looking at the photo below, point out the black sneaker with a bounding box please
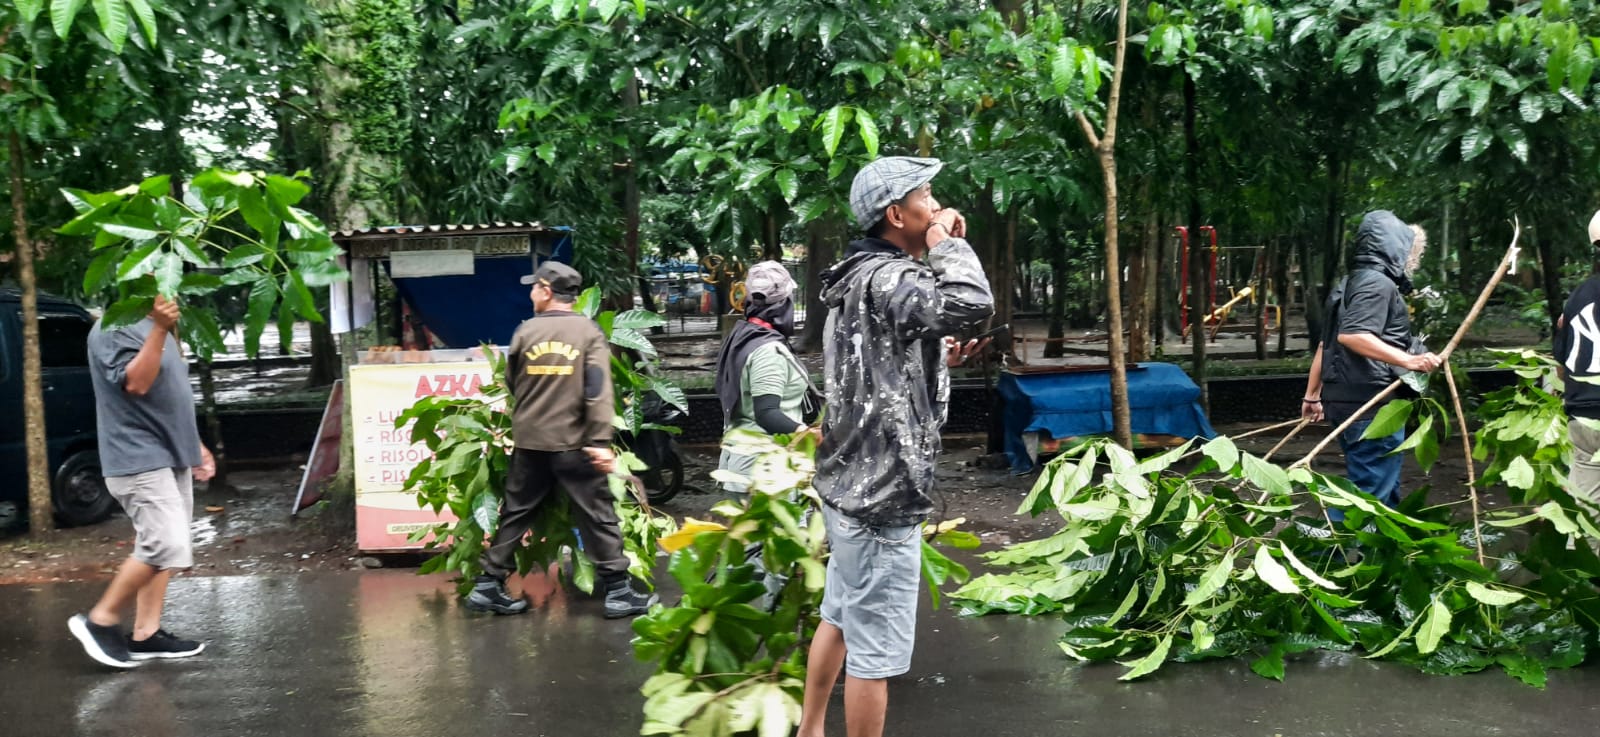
[68,614,138,669]
[129,629,205,660]
[464,575,530,615]
[603,579,659,619]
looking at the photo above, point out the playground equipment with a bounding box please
[1176,226,1283,344]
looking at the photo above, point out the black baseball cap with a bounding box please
[519,261,583,296]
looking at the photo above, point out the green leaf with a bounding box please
[504,145,531,174]
[16,0,45,22]
[1182,550,1235,606]
[1466,79,1492,116]
[92,0,129,51]
[1201,436,1239,471]
[1363,400,1413,439]
[818,106,850,158]
[1250,646,1286,681]
[178,272,223,296]
[101,296,153,329]
[1278,543,1340,589]
[82,248,120,294]
[1077,46,1102,99]
[1437,76,1467,110]
[1518,93,1546,123]
[609,327,657,357]
[1116,632,1173,681]
[1499,125,1529,164]
[223,243,272,268]
[737,162,775,191]
[124,0,155,44]
[243,276,278,357]
[100,222,161,242]
[238,186,277,241]
[856,111,880,159]
[1502,456,1536,489]
[52,0,87,38]
[612,309,667,330]
[1498,653,1548,688]
[1415,595,1452,655]
[154,251,182,297]
[1253,544,1300,594]
[263,174,310,208]
[1461,127,1493,161]
[115,241,162,282]
[138,175,170,198]
[773,168,799,204]
[1464,581,1526,607]
[596,0,619,20]
[1051,44,1075,95]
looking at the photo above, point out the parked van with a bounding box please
[0,287,115,529]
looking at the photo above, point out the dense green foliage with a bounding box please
[56,169,344,359]
[951,351,1600,686]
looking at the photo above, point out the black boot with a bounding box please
[602,576,659,619]
[464,575,530,615]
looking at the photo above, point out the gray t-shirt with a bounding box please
[87,317,201,477]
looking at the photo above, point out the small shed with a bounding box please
[329,222,573,349]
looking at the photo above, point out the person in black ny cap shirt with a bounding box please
[1555,209,1600,538]
[463,261,658,618]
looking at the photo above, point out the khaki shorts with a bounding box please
[106,468,194,570]
[819,505,922,679]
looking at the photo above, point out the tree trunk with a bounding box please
[1312,150,1346,347]
[1182,70,1208,413]
[1275,236,1291,357]
[614,65,643,313]
[1256,240,1273,360]
[10,132,52,536]
[1045,221,1067,359]
[306,307,341,386]
[1534,226,1562,335]
[1075,0,1133,449]
[314,0,418,498]
[797,218,840,354]
[997,205,1019,343]
[197,359,229,489]
[1127,175,1151,362]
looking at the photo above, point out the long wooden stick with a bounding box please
[1290,220,1522,471]
[1443,365,1486,565]
[1233,417,1303,441]
[1264,418,1311,462]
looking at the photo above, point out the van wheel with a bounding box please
[53,451,117,527]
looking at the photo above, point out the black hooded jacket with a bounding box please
[1319,211,1423,413]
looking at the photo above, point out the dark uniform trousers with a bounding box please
[479,448,629,582]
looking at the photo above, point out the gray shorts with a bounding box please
[106,468,194,570]
[819,505,922,679]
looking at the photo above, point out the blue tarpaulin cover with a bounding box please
[997,362,1216,473]
[387,233,573,348]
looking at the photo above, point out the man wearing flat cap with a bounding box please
[464,261,658,619]
[797,157,995,737]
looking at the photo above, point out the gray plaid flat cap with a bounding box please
[849,156,944,230]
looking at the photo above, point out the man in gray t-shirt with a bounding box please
[68,295,215,669]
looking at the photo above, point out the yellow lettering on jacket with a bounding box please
[525,341,580,376]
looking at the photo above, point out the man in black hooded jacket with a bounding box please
[1302,211,1441,521]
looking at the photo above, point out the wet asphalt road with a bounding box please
[3,569,1597,737]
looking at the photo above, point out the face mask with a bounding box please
[749,296,796,337]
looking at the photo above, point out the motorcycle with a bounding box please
[618,393,686,505]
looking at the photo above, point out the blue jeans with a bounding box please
[1329,418,1405,524]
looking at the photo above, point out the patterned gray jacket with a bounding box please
[814,236,994,527]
